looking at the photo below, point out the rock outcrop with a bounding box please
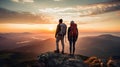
[38,52,88,67]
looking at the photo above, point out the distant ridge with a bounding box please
[97,34,120,39]
[12,38,55,54]
[77,34,120,57]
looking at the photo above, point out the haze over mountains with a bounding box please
[13,38,55,54]
[76,34,120,57]
[0,33,120,57]
[0,33,55,51]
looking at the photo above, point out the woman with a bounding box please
[68,21,78,55]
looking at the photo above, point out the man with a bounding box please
[68,21,78,55]
[55,19,67,54]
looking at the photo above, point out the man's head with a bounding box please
[59,19,63,23]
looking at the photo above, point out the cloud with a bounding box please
[53,0,67,1]
[39,7,75,13]
[38,7,102,23]
[0,8,54,24]
[53,0,61,1]
[77,1,120,16]
[38,1,120,17]
[11,0,34,3]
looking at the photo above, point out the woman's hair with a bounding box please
[70,21,74,26]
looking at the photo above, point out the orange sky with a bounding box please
[0,23,120,33]
[0,0,120,33]
[0,24,56,33]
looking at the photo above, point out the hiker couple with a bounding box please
[55,19,78,55]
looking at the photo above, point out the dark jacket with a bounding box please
[68,27,78,42]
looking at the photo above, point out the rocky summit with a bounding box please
[38,52,88,67]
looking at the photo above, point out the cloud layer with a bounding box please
[39,1,120,16]
[0,8,54,24]
[0,1,120,24]
[11,0,34,3]
[78,1,120,16]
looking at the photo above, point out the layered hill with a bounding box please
[76,34,120,57]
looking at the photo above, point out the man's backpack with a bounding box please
[70,23,78,37]
[59,23,67,36]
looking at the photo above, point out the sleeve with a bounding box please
[55,25,59,37]
[64,24,67,35]
[76,28,79,40]
[67,27,70,41]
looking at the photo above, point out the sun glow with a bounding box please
[49,27,54,31]
[0,24,57,33]
[0,22,120,33]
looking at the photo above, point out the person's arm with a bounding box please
[76,28,78,40]
[55,25,58,38]
[65,24,67,36]
[67,27,70,41]
[55,24,61,38]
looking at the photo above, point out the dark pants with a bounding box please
[69,37,76,55]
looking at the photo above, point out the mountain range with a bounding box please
[0,33,120,57]
[76,34,120,57]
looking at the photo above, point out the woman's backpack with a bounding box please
[70,23,77,37]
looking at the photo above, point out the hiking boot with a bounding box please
[54,50,60,53]
[69,54,74,57]
[69,54,72,56]
[72,54,75,57]
[61,51,64,54]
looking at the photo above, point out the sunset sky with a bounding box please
[0,0,120,33]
